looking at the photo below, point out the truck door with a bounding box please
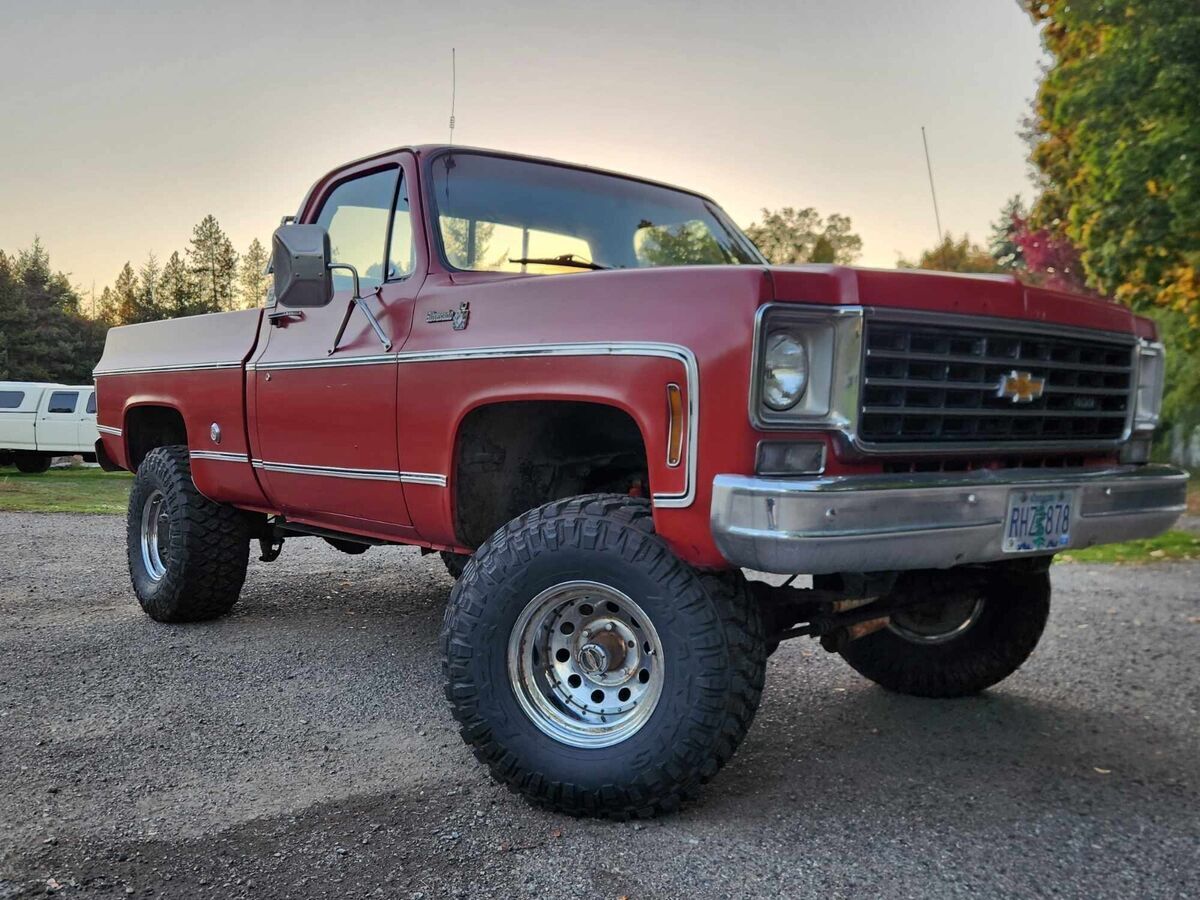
[37,389,81,452]
[249,153,424,537]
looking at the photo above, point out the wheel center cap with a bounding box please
[577,628,628,675]
[578,643,609,675]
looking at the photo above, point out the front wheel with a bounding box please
[127,445,250,623]
[838,566,1051,698]
[441,494,766,818]
[14,452,51,474]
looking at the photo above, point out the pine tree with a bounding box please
[136,253,164,322]
[111,262,141,325]
[158,250,196,318]
[238,238,270,309]
[0,239,106,382]
[187,215,239,313]
[989,195,1028,273]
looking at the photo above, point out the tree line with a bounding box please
[0,215,267,383]
[95,215,268,325]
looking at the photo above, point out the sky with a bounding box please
[0,0,1045,299]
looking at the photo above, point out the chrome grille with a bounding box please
[860,317,1135,447]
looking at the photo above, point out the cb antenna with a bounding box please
[921,125,944,244]
[448,48,457,144]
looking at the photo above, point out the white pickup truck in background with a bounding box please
[0,382,100,473]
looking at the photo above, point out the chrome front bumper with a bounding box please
[710,465,1188,575]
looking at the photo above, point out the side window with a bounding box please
[388,171,415,280]
[47,391,78,414]
[315,168,398,293]
[85,392,97,415]
[0,391,24,409]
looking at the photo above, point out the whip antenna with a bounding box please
[449,48,457,144]
[921,125,944,244]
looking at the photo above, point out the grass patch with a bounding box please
[1058,530,1200,565]
[0,466,132,514]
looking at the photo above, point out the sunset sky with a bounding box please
[0,1,1044,297]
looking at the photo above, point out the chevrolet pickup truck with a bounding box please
[93,145,1187,818]
[0,381,99,472]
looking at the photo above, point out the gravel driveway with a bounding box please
[1,512,1197,899]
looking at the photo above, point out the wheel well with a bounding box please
[452,401,648,548]
[125,406,187,470]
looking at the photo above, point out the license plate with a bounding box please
[1002,490,1075,553]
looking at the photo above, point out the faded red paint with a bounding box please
[93,145,1154,570]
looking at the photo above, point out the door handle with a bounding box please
[268,309,305,326]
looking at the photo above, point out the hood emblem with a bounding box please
[996,370,1045,403]
[426,302,470,331]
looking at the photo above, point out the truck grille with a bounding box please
[859,317,1135,447]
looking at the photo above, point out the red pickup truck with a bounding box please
[94,145,1186,818]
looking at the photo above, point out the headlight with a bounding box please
[1133,340,1165,431]
[750,306,863,429]
[762,332,809,410]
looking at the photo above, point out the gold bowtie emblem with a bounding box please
[996,370,1045,403]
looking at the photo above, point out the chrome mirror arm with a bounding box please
[327,264,392,355]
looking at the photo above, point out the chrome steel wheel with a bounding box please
[889,596,985,645]
[507,580,665,749]
[139,489,171,582]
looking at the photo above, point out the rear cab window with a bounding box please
[47,391,78,414]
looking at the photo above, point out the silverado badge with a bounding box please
[996,370,1045,403]
[426,302,470,331]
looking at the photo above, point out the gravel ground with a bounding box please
[1,512,1198,899]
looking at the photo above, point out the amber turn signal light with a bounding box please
[666,383,684,468]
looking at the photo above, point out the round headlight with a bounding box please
[763,332,809,411]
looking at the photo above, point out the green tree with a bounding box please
[135,253,165,322]
[0,239,105,382]
[989,195,1028,273]
[744,207,863,265]
[187,215,239,313]
[238,238,270,309]
[1023,0,1200,324]
[110,262,141,325]
[898,234,1004,274]
[157,250,196,318]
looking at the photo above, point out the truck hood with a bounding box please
[764,264,1150,338]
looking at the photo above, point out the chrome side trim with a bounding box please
[400,471,450,487]
[189,450,250,463]
[249,458,447,487]
[250,342,698,507]
[96,424,123,437]
[93,361,244,377]
[710,464,1188,575]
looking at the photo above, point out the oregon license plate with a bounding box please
[1002,490,1076,553]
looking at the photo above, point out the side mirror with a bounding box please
[271,224,333,308]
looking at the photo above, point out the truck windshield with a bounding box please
[429,152,762,275]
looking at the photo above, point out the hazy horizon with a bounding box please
[0,1,1044,296]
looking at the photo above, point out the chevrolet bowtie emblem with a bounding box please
[996,370,1045,403]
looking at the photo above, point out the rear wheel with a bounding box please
[441,494,766,818]
[14,452,51,474]
[838,566,1051,698]
[127,445,249,623]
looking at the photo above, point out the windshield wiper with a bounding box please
[507,253,610,271]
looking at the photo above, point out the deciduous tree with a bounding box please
[898,234,1003,274]
[744,207,863,265]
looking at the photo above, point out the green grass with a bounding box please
[1057,530,1200,565]
[0,466,132,514]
